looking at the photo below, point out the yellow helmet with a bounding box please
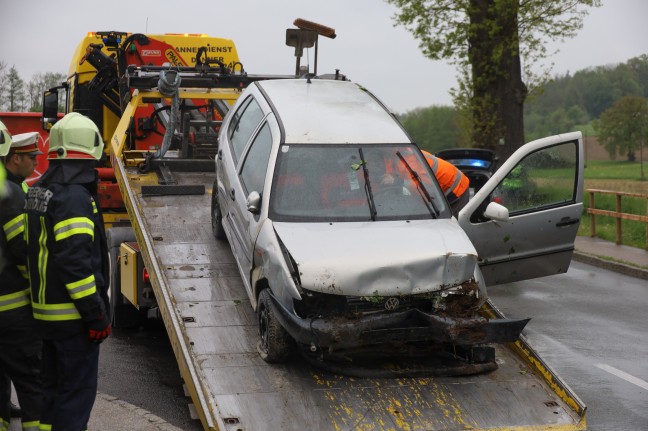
[48,113,104,160]
[0,120,12,158]
[0,163,6,198]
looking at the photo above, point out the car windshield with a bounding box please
[269,144,449,222]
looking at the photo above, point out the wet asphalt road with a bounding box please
[489,261,648,431]
[98,260,647,431]
[98,320,203,431]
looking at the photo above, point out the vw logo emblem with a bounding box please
[384,297,400,311]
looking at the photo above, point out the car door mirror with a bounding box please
[484,201,509,222]
[247,191,261,214]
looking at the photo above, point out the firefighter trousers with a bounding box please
[39,334,100,431]
[0,341,42,431]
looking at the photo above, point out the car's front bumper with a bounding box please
[267,292,529,350]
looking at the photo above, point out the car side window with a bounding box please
[492,141,578,214]
[228,97,264,163]
[240,122,272,194]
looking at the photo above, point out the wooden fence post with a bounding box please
[586,189,648,248]
[589,191,596,237]
[615,194,622,245]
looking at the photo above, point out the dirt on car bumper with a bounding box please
[268,292,529,349]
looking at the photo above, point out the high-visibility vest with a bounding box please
[422,150,469,197]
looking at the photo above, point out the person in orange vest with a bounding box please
[421,150,470,216]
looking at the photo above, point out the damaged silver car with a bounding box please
[212,78,583,368]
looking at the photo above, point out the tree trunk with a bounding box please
[627,150,636,162]
[468,0,527,162]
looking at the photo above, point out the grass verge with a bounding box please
[579,160,647,249]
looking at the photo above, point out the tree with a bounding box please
[4,66,27,111]
[0,65,66,112]
[626,54,648,98]
[398,105,462,152]
[524,55,648,141]
[387,0,601,161]
[595,95,648,177]
[0,61,8,109]
[583,72,618,117]
[27,72,67,112]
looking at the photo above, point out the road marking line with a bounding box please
[595,363,648,391]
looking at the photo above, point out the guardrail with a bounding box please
[586,189,648,250]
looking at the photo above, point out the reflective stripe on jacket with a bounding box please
[3,212,25,241]
[0,171,31,309]
[422,151,469,198]
[20,420,40,431]
[25,179,107,340]
[0,288,30,312]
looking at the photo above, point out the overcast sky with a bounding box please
[2,0,647,113]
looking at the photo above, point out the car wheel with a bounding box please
[211,181,226,240]
[257,289,291,363]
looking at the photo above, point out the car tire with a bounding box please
[257,289,291,363]
[211,181,226,240]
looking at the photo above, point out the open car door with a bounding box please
[458,132,584,286]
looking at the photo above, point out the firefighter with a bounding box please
[24,113,110,431]
[0,122,42,431]
[421,150,470,216]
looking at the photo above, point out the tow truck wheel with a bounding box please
[211,181,226,240]
[257,289,291,363]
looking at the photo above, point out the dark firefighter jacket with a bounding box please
[24,160,109,340]
[0,168,39,345]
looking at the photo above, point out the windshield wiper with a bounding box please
[358,148,377,221]
[396,151,438,218]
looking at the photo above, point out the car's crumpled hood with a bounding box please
[272,220,478,297]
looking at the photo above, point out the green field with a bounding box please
[579,160,647,249]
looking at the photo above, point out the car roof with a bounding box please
[255,79,411,145]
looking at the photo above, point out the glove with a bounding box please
[88,314,111,343]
